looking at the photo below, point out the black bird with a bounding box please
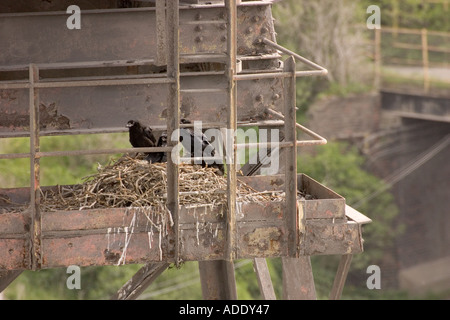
[154,131,168,163]
[126,120,159,162]
[179,118,224,174]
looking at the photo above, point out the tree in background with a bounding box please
[361,0,450,32]
[273,0,371,99]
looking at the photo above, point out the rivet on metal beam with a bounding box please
[254,38,264,45]
[195,36,204,43]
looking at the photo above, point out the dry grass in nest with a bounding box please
[40,155,285,213]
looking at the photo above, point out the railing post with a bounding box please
[374,28,381,90]
[283,56,298,257]
[421,28,430,93]
[225,0,238,264]
[29,64,41,270]
[166,0,180,265]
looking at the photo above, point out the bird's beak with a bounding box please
[126,123,133,128]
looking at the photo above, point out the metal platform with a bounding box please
[0,173,369,270]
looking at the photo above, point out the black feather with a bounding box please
[179,118,224,174]
[126,120,158,162]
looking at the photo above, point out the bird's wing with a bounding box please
[157,133,168,147]
[143,126,156,144]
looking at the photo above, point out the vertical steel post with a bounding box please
[198,0,238,300]
[282,256,317,300]
[281,56,318,300]
[374,28,381,90]
[224,0,238,299]
[156,0,167,66]
[329,254,353,300]
[111,262,170,300]
[198,260,237,300]
[421,28,430,93]
[166,0,180,265]
[225,0,237,265]
[283,56,298,257]
[29,64,41,270]
[253,258,277,300]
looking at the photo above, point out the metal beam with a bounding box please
[198,260,237,300]
[0,270,22,293]
[0,5,276,67]
[253,258,276,300]
[111,262,170,300]
[283,56,298,257]
[329,254,353,300]
[197,0,239,301]
[166,0,181,266]
[282,256,316,300]
[225,0,238,263]
[29,64,41,270]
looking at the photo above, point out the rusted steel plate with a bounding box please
[298,174,346,219]
[303,221,363,256]
[238,175,286,192]
[282,256,317,300]
[0,212,364,269]
[237,202,284,222]
[0,3,281,136]
[0,88,29,133]
[239,174,346,219]
[0,173,366,269]
[0,1,116,14]
[237,223,287,258]
[0,75,284,136]
[42,232,174,268]
[0,212,29,235]
[179,222,225,262]
[42,207,169,232]
[178,205,226,224]
[0,5,275,67]
[0,239,29,270]
[0,10,156,67]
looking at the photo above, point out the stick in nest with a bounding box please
[40,156,286,213]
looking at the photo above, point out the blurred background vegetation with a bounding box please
[1,0,449,299]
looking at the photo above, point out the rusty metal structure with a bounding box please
[0,0,371,299]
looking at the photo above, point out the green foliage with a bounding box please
[273,0,374,118]
[0,133,129,188]
[5,265,144,300]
